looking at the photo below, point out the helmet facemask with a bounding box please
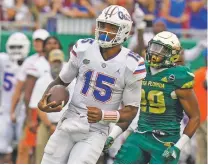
[147,40,180,69]
[95,21,123,48]
[7,44,26,65]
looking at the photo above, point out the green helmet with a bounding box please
[146,31,181,68]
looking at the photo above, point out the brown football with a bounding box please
[47,85,70,107]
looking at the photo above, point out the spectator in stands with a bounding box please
[30,0,51,29]
[89,0,108,16]
[59,0,96,18]
[154,0,163,17]
[187,0,207,29]
[106,0,133,13]
[160,0,188,29]
[134,0,155,27]
[128,5,167,57]
[2,0,31,23]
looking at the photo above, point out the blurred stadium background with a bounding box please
[0,0,207,164]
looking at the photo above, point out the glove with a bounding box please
[132,4,146,30]
[198,40,207,49]
[162,145,180,162]
[103,136,114,153]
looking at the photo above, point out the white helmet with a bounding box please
[32,29,50,41]
[95,5,132,48]
[6,32,30,62]
[147,31,181,68]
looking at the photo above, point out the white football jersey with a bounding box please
[0,53,24,114]
[17,53,40,82]
[25,55,50,78]
[59,39,146,119]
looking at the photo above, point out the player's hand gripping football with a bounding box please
[103,136,114,153]
[38,93,63,113]
[87,106,102,123]
[162,145,180,162]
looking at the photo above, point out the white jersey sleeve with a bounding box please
[29,77,44,108]
[26,56,50,78]
[122,53,146,107]
[17,54,39,81]
[59,39,92,83]
[29,74,52,108]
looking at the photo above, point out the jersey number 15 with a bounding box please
[81,70,116,102]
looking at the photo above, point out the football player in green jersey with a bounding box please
[103,31,200,164]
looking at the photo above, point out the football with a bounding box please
[47,85,70,107]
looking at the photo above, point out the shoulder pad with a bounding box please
[71,38,94,57]
[126,51,145,72]
[173,66,195,89]
[0,52,9,61]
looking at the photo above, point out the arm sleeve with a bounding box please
[25,63,40,78]
[122,80,142,107]
[59,45,80,83]
[29,79,44,108]
[16,60,29,81]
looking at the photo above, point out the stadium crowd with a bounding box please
[0,0,207,164]
[0,0,207,31]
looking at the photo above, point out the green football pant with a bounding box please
[114,132,180,164]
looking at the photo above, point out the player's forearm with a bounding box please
[183,115,200,138]
[24,75,37,110]
[10,81,24,113]
[118,106,138,123]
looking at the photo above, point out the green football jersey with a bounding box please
[137,63,194,136]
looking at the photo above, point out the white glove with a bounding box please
[198,40,207,50]
[132,4,146,30]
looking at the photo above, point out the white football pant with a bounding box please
[41,111,107,164]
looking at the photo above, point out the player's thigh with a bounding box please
[114,133,149,164]
[149,135,180,164]
[0,115,13,153]
[41,129,74,164]
[68,131,107,164]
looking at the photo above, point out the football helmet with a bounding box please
[146,31,181,68]
[95,5,132,48]
[6,32,30,63]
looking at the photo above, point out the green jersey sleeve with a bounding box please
[174,66,195,89]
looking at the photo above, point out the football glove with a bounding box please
[162,145,180,162]
[103,136,114,153]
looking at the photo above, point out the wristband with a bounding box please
[101,110,120,123]
[174,134,190,150]
[109,125,123,139]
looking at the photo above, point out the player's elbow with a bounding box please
[190,113,200,129]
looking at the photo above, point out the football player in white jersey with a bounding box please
[8,29,49,164]
[0,32,30,163]
[38,5,146,164]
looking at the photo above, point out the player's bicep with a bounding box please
[122,80,142,107]
[29,82,42,108]
[176,88,200,118]
[59,52,79,83]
